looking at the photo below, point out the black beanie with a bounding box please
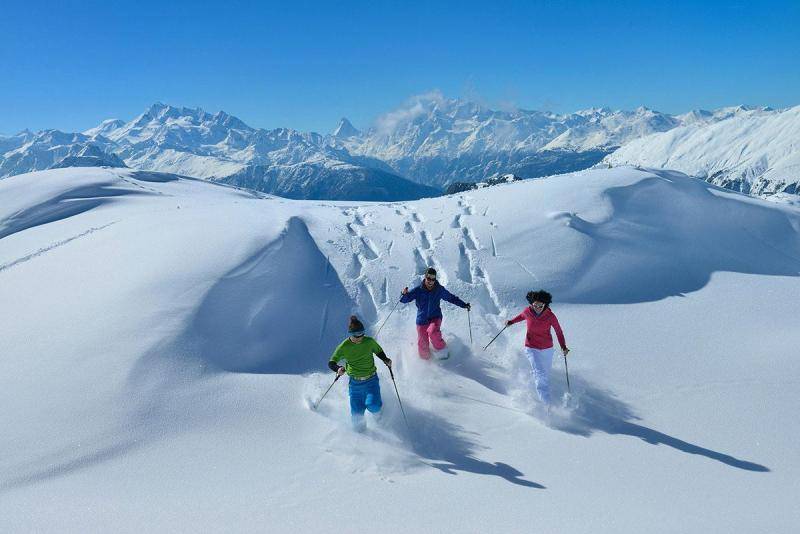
[348,315,365,333]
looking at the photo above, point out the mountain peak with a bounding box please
[211,110,251,130]
[332,117,360,138]
[146,102,169,116]
[143,102,206,122]
[575,106,613,117]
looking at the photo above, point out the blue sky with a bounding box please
[1,0,798,135]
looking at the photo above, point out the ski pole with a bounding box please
[467,307,473,345]
[483,325,508,351]
[375,298,401,339]
[563,351,571,392]
[312,374,341,410]
[388,366,410,431]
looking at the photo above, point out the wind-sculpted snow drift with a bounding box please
[1,166,798,532]
[169,216,355,374]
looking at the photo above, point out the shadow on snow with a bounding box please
[548,375,770,473]
[551,172,800,304]
[381,401,545,489]
[138,216,360,375]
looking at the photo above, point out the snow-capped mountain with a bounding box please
[1,97,795,201]
[335,94,710,187]
[49,144,127,170]
[0,129,118,178]
[0,103,436,201]
[0,130,35,155]
[604,105,800,197]
[95,103,437,200]
[674,105,773,126]
[332,117,361,139]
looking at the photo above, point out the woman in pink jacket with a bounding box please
[506,290,569,405]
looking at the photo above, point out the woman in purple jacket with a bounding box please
[401,267,470,359]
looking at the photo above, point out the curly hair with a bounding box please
[526,290,553,306]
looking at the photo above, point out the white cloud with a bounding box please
[374,90,445,136]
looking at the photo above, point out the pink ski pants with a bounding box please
[416,317,446,359]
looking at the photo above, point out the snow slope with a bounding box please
[605,106,800,198]
[1,167,799,533]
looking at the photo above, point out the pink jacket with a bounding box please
[509,307,567,350]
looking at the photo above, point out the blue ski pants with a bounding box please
[348,374,382,430]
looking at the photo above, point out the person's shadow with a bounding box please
[385,404,545,489]
[548,376,769,472]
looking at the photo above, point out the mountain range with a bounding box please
[1,94,796,201]
[604,105,800,196]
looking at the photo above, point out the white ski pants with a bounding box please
[525,347,554,405]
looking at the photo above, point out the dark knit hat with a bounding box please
[348,315,365,335]
[425,267,437,277]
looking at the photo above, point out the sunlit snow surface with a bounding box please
[1,167,799,533]
[605,106,800,198]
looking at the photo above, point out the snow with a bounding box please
[334,96,775,189]
[605,106,800,198]
[1,166,799,532]
[5,98,796,203]
[1,106,429,202]
[332,117,361,138]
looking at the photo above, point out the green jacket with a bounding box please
[330,336,384,378]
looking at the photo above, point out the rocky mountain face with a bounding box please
[444,173,523,194]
